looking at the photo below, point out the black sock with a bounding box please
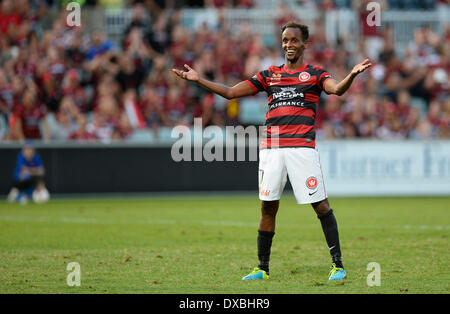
[13,178,36,191]
[318,209,344,269]
[13,175,43,192]
[257,230,275,274]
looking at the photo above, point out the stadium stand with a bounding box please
[0,0,448,143]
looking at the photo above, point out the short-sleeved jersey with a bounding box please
[245,63,331,149]
[13,104,46,139]
[13,152,43,181]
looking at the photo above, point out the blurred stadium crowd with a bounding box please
[0,0,448,142]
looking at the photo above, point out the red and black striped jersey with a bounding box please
[245,63,332,149]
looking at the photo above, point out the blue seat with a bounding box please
[131,129,155,142]
[239,97,267,125]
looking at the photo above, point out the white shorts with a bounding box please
[258,147,327,204]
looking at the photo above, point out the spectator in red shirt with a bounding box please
[112,112,134,140]
[204,0,232,8]
[13,46,36,82]
[0,0,21,37]
[353,0,388,61]
[274,3,296,31]
[139,85,165,133]
[62,69,91,113]
[396,90,412,123]
[12,88,49,141]
[321,95,346,137]
[163,86,187,126]
[115,53,145,92]
[69,114,98,141]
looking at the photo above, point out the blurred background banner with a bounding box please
[316,140,450,196]
[1,140,448,196]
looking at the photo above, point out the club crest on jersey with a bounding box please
[306,176,318,189]
[299,72,311,82]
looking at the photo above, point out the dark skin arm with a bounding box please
[173,59,372,98]
[324,59,372,96]
[172,64,255,100]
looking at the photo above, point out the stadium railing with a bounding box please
[325,9,449,53]
[94,7,450,50]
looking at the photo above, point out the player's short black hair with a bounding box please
[281,21,309,42]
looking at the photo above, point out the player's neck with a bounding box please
[285,56,305,71]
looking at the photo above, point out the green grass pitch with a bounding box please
[0,195,448,294]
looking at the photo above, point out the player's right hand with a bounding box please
[171,64,199,82]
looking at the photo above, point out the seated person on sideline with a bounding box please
[7,142,49,204]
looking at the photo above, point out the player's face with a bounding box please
[23,147,34,160]
[281,28,307,63]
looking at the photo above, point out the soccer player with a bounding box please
[7,142,49,204]
[172,21,371,281]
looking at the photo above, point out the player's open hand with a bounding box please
[172,64,199,82]
[351,59,372,76]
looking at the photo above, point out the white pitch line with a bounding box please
[0,215,99,224]
[0,215,449,230]
[201,220,256,227]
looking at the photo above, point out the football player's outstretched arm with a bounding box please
[324,59,372,96]
[172,64,255,100]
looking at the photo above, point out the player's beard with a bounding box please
[285,46,305,64]
[287,54,300,64]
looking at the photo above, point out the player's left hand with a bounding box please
[351,59,372,76]
[171,64,199,82]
